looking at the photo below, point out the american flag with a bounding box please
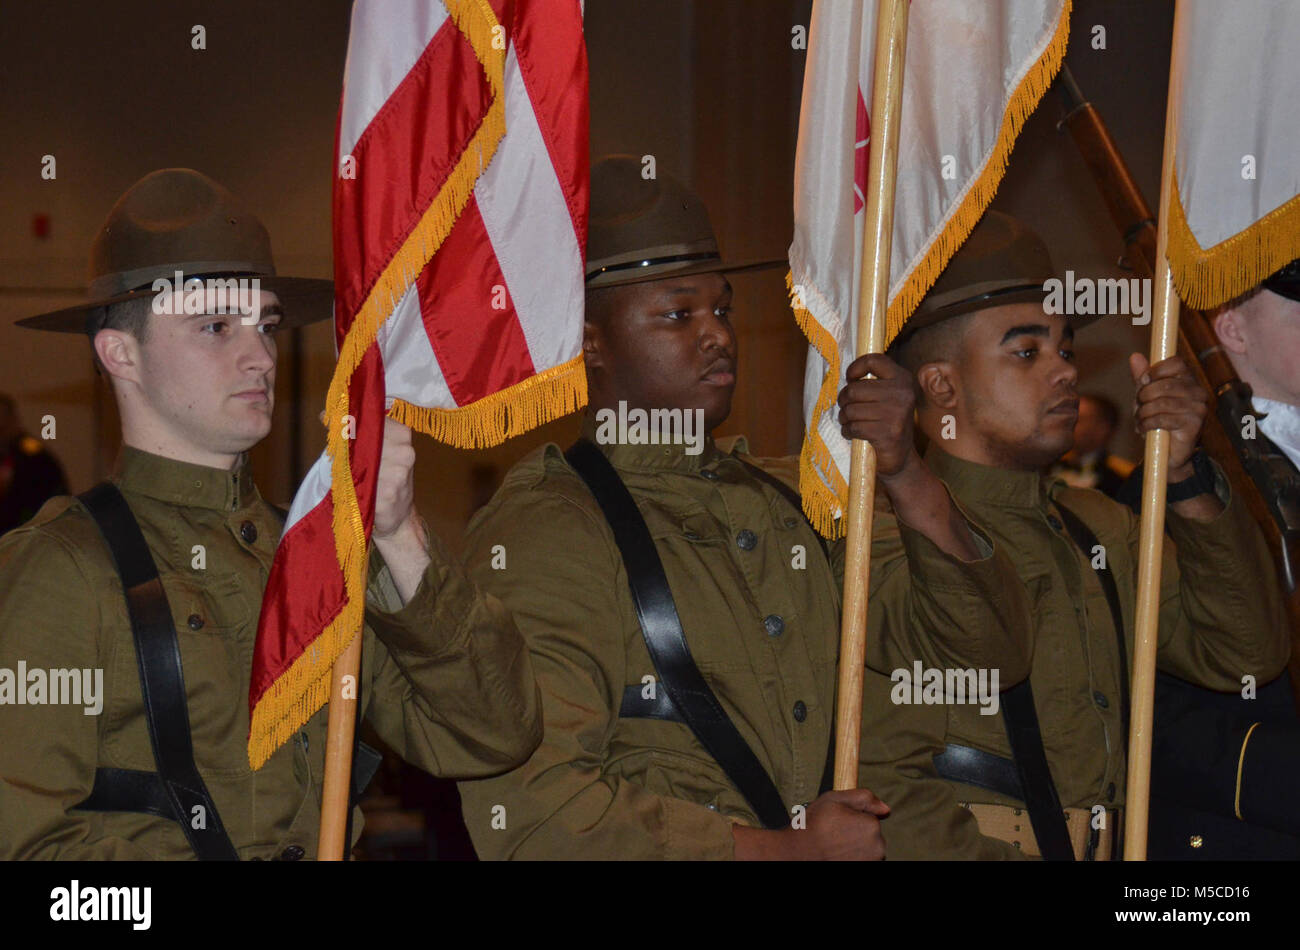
[248,0,588,767]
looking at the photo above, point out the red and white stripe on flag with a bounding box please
[248,0,588,768]
[788,0,1070,538]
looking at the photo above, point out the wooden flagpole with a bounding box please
[318,635,362,859]
[1123,0,1187,860]
[834,0,910,790]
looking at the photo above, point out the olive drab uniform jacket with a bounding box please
[855,446,1291,859]
[0,447,541,860]
[455,418,1033,859]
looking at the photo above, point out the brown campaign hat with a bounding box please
[894,210,1060,346]
[18,168,333,334]
[584,155,783,289]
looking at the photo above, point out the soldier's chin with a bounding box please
[699,389,733,433]
[1027,430,1076,468]
[230,416,273,452]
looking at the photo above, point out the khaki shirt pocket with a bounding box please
[103,572,251,776]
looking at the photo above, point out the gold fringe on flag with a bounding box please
[791,0,1072,539]
[389,354,587,448]
[788,271,851,539]
[1167,174,1300,311]
[249,0,510,769]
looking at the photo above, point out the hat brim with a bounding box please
[17,275,334,334]
[585,255,786,289]
[891,282,1104,348]
[1263,278,1300,303]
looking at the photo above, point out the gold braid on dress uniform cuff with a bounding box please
[1233,721,1261,821]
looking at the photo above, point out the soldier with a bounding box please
[1133,257,1300,860]
[454,156,1032,860]
[0,393,69,535]
[1213,258,1300,470]
[857,211,1290,859]
[0,169,540,859]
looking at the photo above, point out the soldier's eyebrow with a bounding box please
[187,303,284,320]
[999,324,1050,344]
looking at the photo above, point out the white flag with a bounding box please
[1168,0,1300,309]
[789,0,1071,537]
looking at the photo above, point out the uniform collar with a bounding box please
[1255,398,1300,472]
[113,444,259,512]
[925,443,1058,510]
[579,412,741,474]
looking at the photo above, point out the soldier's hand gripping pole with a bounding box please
[834,0,909,790]
[1123,0,1189,861]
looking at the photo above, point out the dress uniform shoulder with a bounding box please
[0,494,114,579]
[477,442,607,522]
[465,442,618,564]
[10,494,83,533]
[495,442,573,490]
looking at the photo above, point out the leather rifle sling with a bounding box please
[994,500,1131,862]
[1000,680,1074,860]
[566,440,791,830]
[76,482,240,860]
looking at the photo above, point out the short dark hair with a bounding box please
[88,295,153,373]
[887,312,976,407]
[584,283,630,327]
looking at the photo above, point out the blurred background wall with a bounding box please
[0,0,1171,550]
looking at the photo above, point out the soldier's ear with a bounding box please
[93,329,143,384]
[916,360,957,410]
[1213,307,1248,356]
[582,319,605,371]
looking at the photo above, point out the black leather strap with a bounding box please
[80,767,176,820]
[1054,502,1131,734]
[1001,680,1075,861]
[620,683,684,721]
[932,743,1025,800]
[75,482,239,861]
[566,439,790,830]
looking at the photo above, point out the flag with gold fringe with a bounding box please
[1166,0,1300,310]
[248,0,588,768]
[789,0,1070,538]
